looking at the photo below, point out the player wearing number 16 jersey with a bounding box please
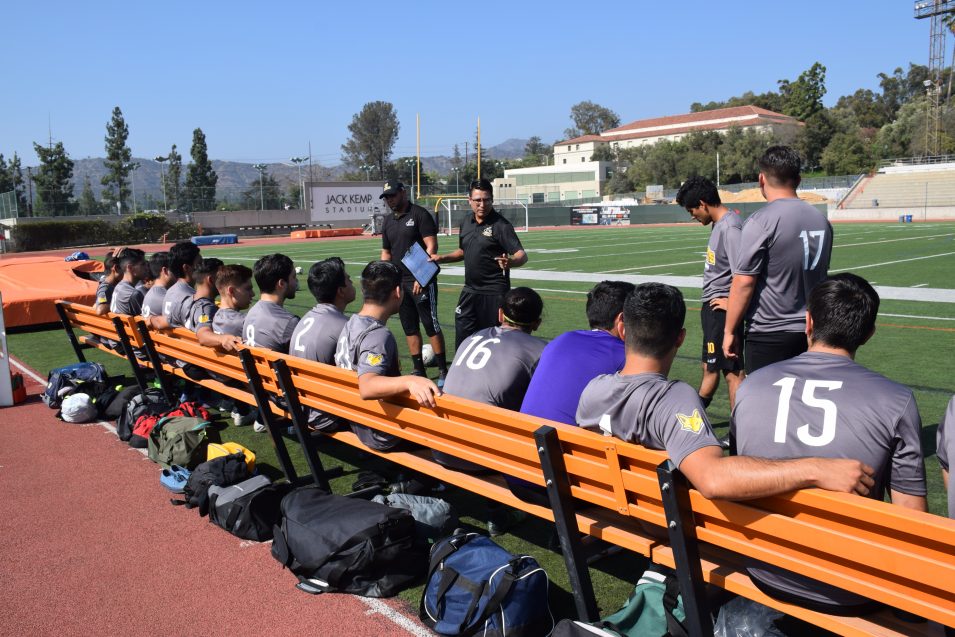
[724,146,833,374]
[732,274,926,612]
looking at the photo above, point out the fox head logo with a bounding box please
[677,409,704,434]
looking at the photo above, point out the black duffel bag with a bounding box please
[271,485,426,597]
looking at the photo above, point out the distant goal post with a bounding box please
[436,198,529,236]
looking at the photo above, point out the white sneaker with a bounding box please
[231,410,257,427]
[253,421,268,433]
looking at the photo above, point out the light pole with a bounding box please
[452,167,460,195]
[361,164,373,181]
[155,156,168,212]
[252,163,268,211]
[290,156,307,209]
[124,161,140,213]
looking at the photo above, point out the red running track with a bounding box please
[0,361,429,636]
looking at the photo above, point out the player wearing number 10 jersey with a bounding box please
[732,274,926,612]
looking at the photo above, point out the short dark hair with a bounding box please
[807,273,879,353]
[104,250,121,273]
[308,257,348,304]
[360,260,401,305]
[215,264,253,293]
[194,257,223,286]
[675,176,721,209]
[469,178,493,198]
[623,283,686,358]
[169,241,201,277]
[253,253,295,294]
[118,248,145,272]
[586,281,636,330]
[758,145,802,189]
[501,287,543,326]
[148,251,172,279]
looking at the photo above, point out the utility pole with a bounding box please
[252,163,268,210]
[290,157,307,209]
[155,156,168,212]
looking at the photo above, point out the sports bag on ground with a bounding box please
[130,401,211,448]
[420,531,552,637]
[172,452,250,514]
[271,486,426,597]
[371,492,458,543]
[552,619,625,636]
[600,563,688,637]
[207,441,256,472]
[208,476,292,541]
[98,384,139,419]
[116,389,171,442]
[147,416,210,469]
[43,362,107,409]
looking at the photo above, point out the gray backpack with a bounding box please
[371,493,457,543]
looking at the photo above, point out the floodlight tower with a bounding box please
[914,0,955,156]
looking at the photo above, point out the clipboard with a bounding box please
[401,242,440,288]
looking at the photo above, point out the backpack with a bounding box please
[371,493,458,544]
[116,389,171,441]
[147,416,210,469]
[207,441,256,473]
[600,564,688,637]
[551,620,625,637]
[130,401,211,448]
[97,384,138,419]
[419,532,552,637]
[43,362,107,409]
[58,393,98,423]
[208,476,293,541]
[271,486,426,597]
[173,452,250,514]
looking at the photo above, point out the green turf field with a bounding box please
[8,220,955,616]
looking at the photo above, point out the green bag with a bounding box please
[147,416,210,469]
[602,563,688,637]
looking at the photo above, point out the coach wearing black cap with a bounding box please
[432,178,528,349]
[379,181,449,386]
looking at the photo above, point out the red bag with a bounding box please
[131,401,211,443]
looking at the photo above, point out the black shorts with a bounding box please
[397,281,441,338]
[744,330,808,374]
[701,304,743,373]
[454,289,503,349]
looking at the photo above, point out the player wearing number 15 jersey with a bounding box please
[724,146,833,374]
[732,274,925,612]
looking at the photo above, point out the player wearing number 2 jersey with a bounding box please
[724,146,833,374]
[732,273,926,612]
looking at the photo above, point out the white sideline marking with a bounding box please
[358,597,434,636]
[830,251,955,273]
[835,232,955,249]
[912,283,929,288]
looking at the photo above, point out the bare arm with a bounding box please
[723,274,756,359]
[94,303,109,316]
[357,372,442,408]
[432,248,464,264]
[196,326,243,352]
[423,235,438,256]
[145,314,171,330]
[381,248,392,261]
[889,489,928,512]
[509,249,527,268]
[679,446,874,500]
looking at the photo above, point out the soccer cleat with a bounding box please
[253,421,268,433]
[232,409,257,427]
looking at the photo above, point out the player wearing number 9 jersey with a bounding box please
[436,287,546,470]
[732,273,925,612]
[242,254,300,354]
[724,146,833,374]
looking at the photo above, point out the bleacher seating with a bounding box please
[843,164,955,209]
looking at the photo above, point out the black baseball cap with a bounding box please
[380,181,405,198]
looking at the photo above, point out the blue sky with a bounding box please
[3,1,935,167]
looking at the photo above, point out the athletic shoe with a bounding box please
[253,421,268,433]
[488,510,527,537]
[436,372,447,390]
[410,369,427,378]
[232,409,257,427]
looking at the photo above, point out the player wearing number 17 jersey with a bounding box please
[732,274,925,612]
[724,146,833,374]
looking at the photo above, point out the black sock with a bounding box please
[699,395,712,409]
[412,354,425,373]
[435,352,448,373]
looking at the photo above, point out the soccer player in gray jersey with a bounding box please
[335,261,440,451]
[732,273,926,612]
[576,283,874,505]
[141,252,176,319]
[243,253,300,354]
[290,257,356,432]
[212,264,254,338]
[437,287,546,471]
[676,176,744,410]
[109,248,147,316]
[724,146,833,374]
[188,258,240,351]
[146,241,201,330]
[94,249,124,316]
[937,396,955,519]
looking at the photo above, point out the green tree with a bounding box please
[0,154,12,194]
[101,106,132,210]
[184,128,218,212]
[522,136,552,167]
[10,153,27,212]
[165,144,183,210]
[341,101,400,178]
[820,132,875,175]
[794,110,836,170]
[565,101,620,138]
[590,144,616,162]
[32,141,75,216]
[242,172,282,210]
[835,89,886,129]
[779,62,827,121]
[78,175,103,215]
[691,90,785,114]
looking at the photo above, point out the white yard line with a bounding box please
[835,232,955,249]
[830,251,955,273]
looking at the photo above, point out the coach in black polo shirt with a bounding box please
[379,181,449,384]
[433,178,528,348]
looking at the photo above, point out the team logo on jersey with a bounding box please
[677,409,704,434]
[482,227,493,237]
[97,296,107,303]
[198,314,210,324]
[706,247,715,266]
[365,352,385,367]
[405,218,415,227]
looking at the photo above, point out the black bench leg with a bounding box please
[271,358,343,491]
[657,460,713,637]
[535,425,600,623]
[55,303,87,363]
[133,323,177,404]
[238,349,299,485]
